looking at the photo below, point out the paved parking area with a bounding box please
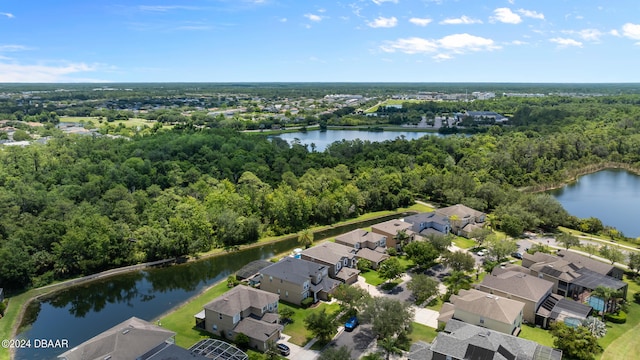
[331,324,376,359]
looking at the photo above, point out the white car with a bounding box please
[477,250,486,256]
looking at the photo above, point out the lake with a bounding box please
[549,169,640,238]
[273,129,442,151]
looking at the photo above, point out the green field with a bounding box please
[410,322,439,343]
[59,116,167,129]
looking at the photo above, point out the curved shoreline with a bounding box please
[5,210,413,359]
[523,162,640,193]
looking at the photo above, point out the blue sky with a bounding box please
[1,0,639,83]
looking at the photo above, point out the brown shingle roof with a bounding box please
[480,271,553,302]
[448,289,524,324]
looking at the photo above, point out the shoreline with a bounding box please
[522,162,640,193]
[4,210,412,359]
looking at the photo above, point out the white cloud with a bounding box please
[381,37,438,54]
[138,5,202,12]
[549,37,583,48]
[372,0,398,4]
[304,13,322,22]
[610,29,620,37]
[0,61,105,82]
[433,53,452,61]
[517,9,544,20]
[280,18,287,22]
[1,12,14,18]
[510,40,528,45]
[491,8,522,24]
[0,45,30,52]
[622,23,640,40]
[439,15,482,25]
[563,29,604,42]
[380,33,499,59]
[409,17,432,26]
[368,16,397,28]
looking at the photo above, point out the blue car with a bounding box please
[345,316,359,331]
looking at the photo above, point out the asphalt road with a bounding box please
[331,324,375,359]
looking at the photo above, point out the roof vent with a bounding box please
[104,356,112,360]
[122,329,130,335]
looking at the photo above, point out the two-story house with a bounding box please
[409,320,562,360]
[438,289,524,336]
[335,229,389,269]
[371,219,415,250]
[58,317,211,360]
[403,212,451,238]
[301,242,360,284]
[259,257,341,305]
[435,204,486,238]
[522,251,628,301]
[199,286,281,351]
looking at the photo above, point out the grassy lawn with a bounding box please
[424,297,444,312]
[452,236,477,249]
[361,270,386,286]
[410,322,439,343]
[518,324,554,347]
[158,281,232,348]
[597,274,640,359]
[558,226,640,250]
[280,302,340,346]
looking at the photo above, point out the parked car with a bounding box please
[511,252,523,259]
[277,343,290,356]
[345,316,359,331]
[477,250,486,256]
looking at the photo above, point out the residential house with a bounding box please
[301,242,360,284]
[58,317,208,360]
[403,212,451,238]
[408,319,562,360]
[197,286,281,351]
[478,269,592,328]
[435,204,486,238]
[371,219,415,250]
[522,251,628,301]
[335,229,389,269]
[438,289,524,335]
[259,257,341,305]
[557,249,624,280]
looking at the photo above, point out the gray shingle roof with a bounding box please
[429,319,562,360]
[204,286,279,316]
[480,271,553,302]
[557,250,615,276]
[260,257,328,286]
[302,242,355,265]
[57,317,176,360]
[335,229,386,247]
[233,317,282,342]
[436,204,485,220]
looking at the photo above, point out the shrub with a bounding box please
[605,311,627,324]
[387,248,397,257]
[633,292,640,304]
[301,297,314,308]
[0,300,6,317]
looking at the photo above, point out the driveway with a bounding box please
[279,334,319,360]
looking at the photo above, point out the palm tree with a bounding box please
[443,271,471,296]
[396,229,410,249]
[298,228,314,249]
[378,337,402,360]
[592,286,615,319]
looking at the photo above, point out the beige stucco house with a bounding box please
[259,257,341,305]
[371,219,415,249]
[438,289,524,335]
[335,229,389,268]
[301,242,360,284]
[198,286,281,351]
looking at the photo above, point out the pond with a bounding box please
[548,169,640,238]
[272,129,443,151]
[15,212,413,359]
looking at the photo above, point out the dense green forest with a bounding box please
[2,88,640,292]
